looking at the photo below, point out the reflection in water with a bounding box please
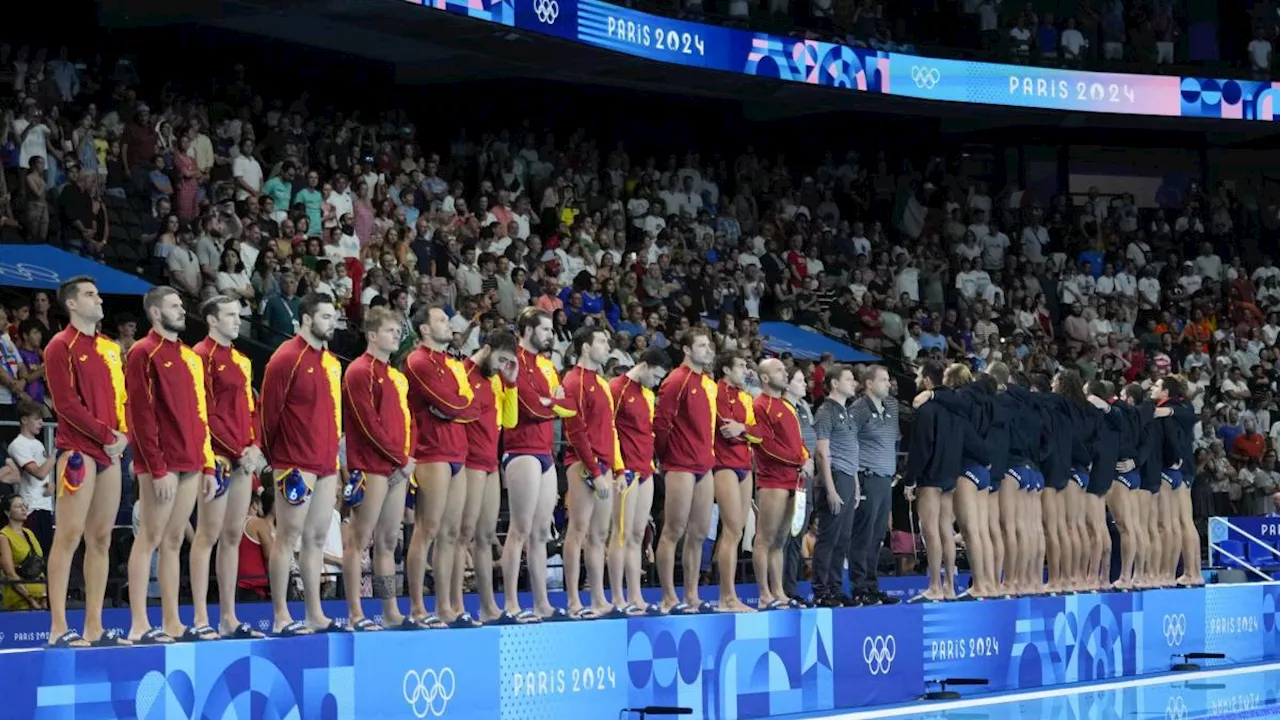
[782,663,1280,720]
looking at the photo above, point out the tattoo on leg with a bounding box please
[373,574,397,599]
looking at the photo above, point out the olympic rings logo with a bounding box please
[863,635,897,675]
[1166,695,1188,720]
[403,668,456,718]
[533,0,559,24]
[1163,613,1187,646]
[911,66,941,90]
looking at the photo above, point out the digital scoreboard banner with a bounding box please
[406,0,1280,121]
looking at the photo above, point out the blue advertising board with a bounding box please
[1209,515,1280,567]
[0,584,1272,719]
[403,0,1280,122]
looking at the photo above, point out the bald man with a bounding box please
[751,359,811,609]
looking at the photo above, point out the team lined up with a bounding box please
[39,276,821,647]
[906,360,1202,601]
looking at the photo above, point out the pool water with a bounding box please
[774,661,1280,720]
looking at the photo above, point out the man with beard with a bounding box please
[561,326,625,619]
[124,286,218,644]
[338,307,416,631]
[653,327,718,614]
[460,330,520,623]
[751,360,811,609]
[500,308,575,622]
[404,307,482,628]
[608,348,671,615]
[261,292,344,635]
[44,277,130,648]
[190,296,267,640]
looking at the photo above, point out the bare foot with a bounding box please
[717,598,756,613]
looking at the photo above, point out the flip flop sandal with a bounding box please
[48,630,91,649]
[514,609,542,624]
[606,606,631,619]
[222,622,265,639]
[92,630,132,647]
[136,628,176,645]
[180,626,220,642]
[541,608,571,622]
[644,604,664,616]
[317,620,350,633]
[787,598,804,609]
[389,617,425,631]
[570,608,598,620]
[449,613,482,629]
[351,617,383,632]
[486,612,519,626]
[670,603,697,615]
[697,601,716,614]
[272,620,312,638]
[417,615,449,630]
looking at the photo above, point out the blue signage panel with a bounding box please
[403,0,1280,122]
[0,586,1275,718]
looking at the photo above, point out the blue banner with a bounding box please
[0,244,154,295]
[2,584,1269,717]
[1,585,1270,719]
[405,0,1280,122]
[758,322,880,363]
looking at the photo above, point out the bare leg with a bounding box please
[300,474,339,630]
[916,487,944,600]
[472,470,503,621]
[1042,489,1062,591]
[768,492,795,603]
[159,472,201,638]
[563,463,598,615]
[713,470,753,611]
[752,488,789,607]
[1175,487,1203,586]
[343,473,389,625]
[191,473,232,632]
[128,472,179,641]
[998,481,1020,594]
[270,476,310,633]
[606,475,636,609]
[431,466,468,623]
[216,469,256,632]
[656,472,695,611]
[585,473,615,615]
[47,457,112,646]
[681,472,716,607]
[374,477,409,625]
[626,480,655,609]
[987,489,1004,593]
[940,491,957,599]
[500,457,542,616]
[528,467,560,616]
[953,479,989,595]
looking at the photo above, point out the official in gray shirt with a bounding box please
[846,365,900,602]
[810,365,862,606]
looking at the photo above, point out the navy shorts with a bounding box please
[501,453,555,474]
[1070,468,1090,490]
[1117,471,1141,490]
[1161,468,1182,490]
[714,467,750,483]
[963,464,991,491]
[989,471,1003,493]
[1008,465,1044,492]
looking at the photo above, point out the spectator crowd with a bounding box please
[2,17,1280,609]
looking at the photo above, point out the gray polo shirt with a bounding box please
[814,397,860,477]
[850,394,899,476]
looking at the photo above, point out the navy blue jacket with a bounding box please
[1172,401,1197,484]
[930,384,1011,481]
[1034,393,1075,490]
[1004,384,1049,469]
[905,397,989,487]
